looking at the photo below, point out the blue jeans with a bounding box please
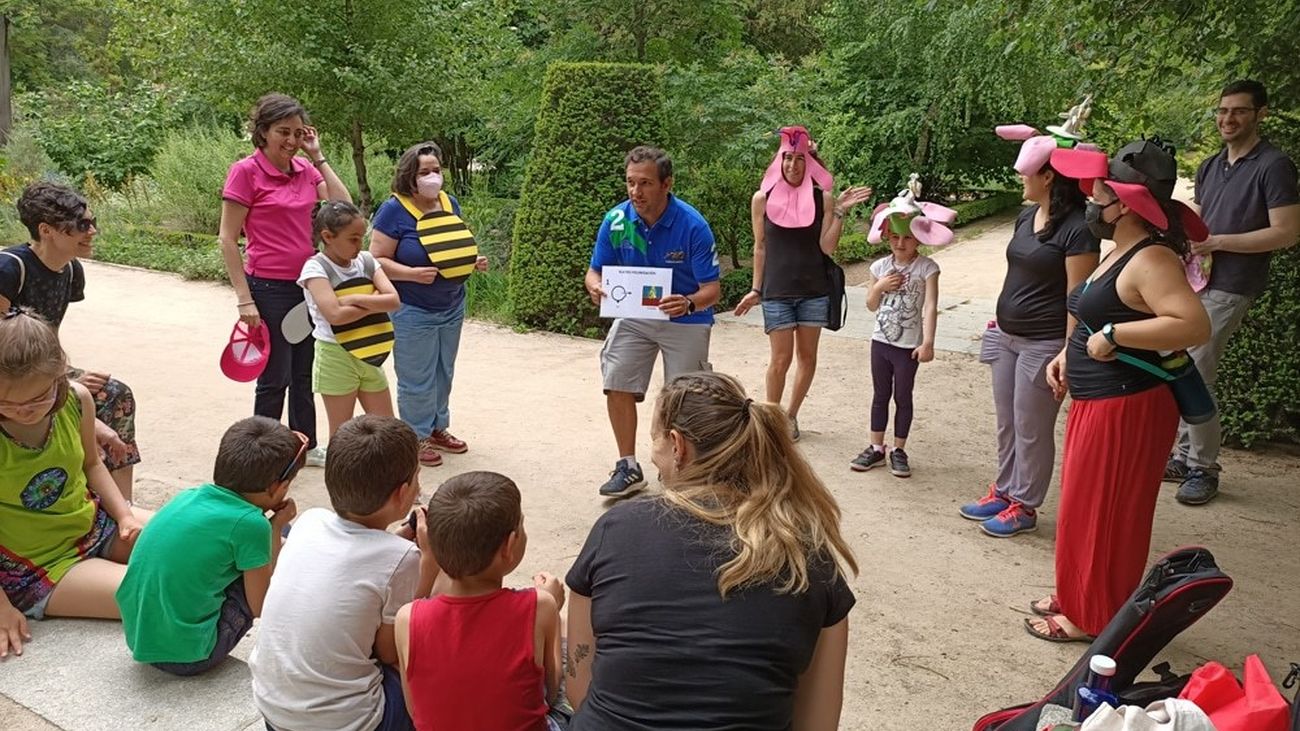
[760,295,831,333]
[392,302,465,437]
[247,275,317,448]
[265,664,412,731]
[151,579,254,676]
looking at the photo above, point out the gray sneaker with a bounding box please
[889,448,912,478]
[1162,457,1188,483]
[790,417,801,442]
[599,461,646,499]
[1175,468,1219,505]
[850,447,886,472]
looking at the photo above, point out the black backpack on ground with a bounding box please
[973,546,1234,730]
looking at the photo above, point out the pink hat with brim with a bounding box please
[220,320,271,382]
[1051,145,1209,242]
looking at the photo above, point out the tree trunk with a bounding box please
[1,16,12,146]
[633,4,647,62]
[350,117,372,215]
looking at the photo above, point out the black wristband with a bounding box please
[686,297,697,314]
[312,158,328,168]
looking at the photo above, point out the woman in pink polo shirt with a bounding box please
[218,94,352,463]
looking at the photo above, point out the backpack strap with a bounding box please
[0,251,26,301]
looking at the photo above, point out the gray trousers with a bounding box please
[986,328,1064,509]
[1175,288,1254,469]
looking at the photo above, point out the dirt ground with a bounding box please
[33,252,1300,728]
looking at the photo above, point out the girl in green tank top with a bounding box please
[0,310,147,659]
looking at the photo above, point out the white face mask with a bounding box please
[416,172,443,199]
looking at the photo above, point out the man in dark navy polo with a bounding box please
[584,146,721,499]
[1168,80,1300,505]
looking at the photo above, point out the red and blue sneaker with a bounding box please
[959,483,1010,521]
[980,502,1038,538]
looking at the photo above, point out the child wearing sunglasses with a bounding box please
[114,416,302,675]
[0,310,147,659]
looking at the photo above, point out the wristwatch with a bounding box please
[686,297,697,315]
[1101,322,1118,346]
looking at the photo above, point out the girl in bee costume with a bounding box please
[298,201,400,448]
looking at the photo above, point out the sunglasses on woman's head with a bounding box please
[278,431,310,483]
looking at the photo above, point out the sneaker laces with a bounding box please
[976,483,1001,505]
[995,502,1031,523]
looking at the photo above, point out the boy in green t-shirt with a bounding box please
[115,416,305,675]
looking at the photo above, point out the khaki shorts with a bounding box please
[600,319,712,401]
[312,340,389,396]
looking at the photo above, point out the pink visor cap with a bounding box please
[220,320,271,382]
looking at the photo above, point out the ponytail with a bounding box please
[653,372,859,597]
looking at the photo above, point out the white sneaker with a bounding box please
[305,446,327,468]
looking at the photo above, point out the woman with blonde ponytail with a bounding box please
[565,371,858,730]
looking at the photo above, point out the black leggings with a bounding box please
[870,340,919,439]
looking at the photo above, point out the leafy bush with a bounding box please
[832,230,890,265]
[718,267,754,310]
[509,62,666,336]
[677,161,754,268]
[464,269,511,324]
[20,81,180,190]
[460,194,519,266]
[1216,110,1300,446]
[149,127,250,233]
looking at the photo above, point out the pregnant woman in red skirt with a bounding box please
[1026,138,1211,642]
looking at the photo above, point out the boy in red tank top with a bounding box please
[395,471,569,730]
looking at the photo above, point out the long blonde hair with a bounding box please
[653,372,858,597]
[0,309,70,416]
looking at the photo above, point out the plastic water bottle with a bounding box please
[1072,654,1119,722]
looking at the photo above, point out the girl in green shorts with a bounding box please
[1,310,150,658]
[298,202,401,454]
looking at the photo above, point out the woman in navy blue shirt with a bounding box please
[370,142,488,468]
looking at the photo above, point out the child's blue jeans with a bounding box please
[151,579,253,676]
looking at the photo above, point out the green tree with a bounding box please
[509,62,665,335]
[164,0,517,212]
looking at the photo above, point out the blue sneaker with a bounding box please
[959,483,1011,521]
[1175,468,1219,506]
[599,461,646,499]
[980,502,1038,538]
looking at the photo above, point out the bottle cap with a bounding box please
[1090,655,1117,676]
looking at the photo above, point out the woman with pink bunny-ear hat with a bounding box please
[957,96,1103,539]
[732,126,873,441]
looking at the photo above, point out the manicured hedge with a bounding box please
[951,190,1024,225]
[508,62,666,337]
[718,267,754,310]
[1217,111,1300,446]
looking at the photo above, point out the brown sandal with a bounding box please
[1029,595,1062,617]
[1023,615,1094,644]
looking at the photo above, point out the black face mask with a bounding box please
[1085,199,1120,240]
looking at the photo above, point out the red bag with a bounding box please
[1178,655,1290,731]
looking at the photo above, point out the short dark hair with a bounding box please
[625,146,672,182]
[325,415,419,516]
[213,416,304,493]
[1221,79,1268,109]
[425,471,522,579]
[16,182,89,240]
[249,94,309,149]
[313,200,364,247]
[392,141,443,197]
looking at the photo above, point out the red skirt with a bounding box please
[1055,385,1179,636]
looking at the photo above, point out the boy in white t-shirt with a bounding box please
[298,201,400,462]
[250,415,440,731]
[851,209,944,478]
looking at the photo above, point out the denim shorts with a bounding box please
[761,295,830,333]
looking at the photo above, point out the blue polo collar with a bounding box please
[627,194,680,229]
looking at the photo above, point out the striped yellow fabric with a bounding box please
[395,193,479,284]
[330,277,395,367]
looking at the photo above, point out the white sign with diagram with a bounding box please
[599,266,673,320]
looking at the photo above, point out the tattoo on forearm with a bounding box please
[567,643,591,678]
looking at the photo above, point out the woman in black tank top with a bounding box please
[731,128,872,440]
[1019,139,1211,643]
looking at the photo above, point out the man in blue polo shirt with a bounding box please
[1167,79,1300,505]
[584,146,721,498]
